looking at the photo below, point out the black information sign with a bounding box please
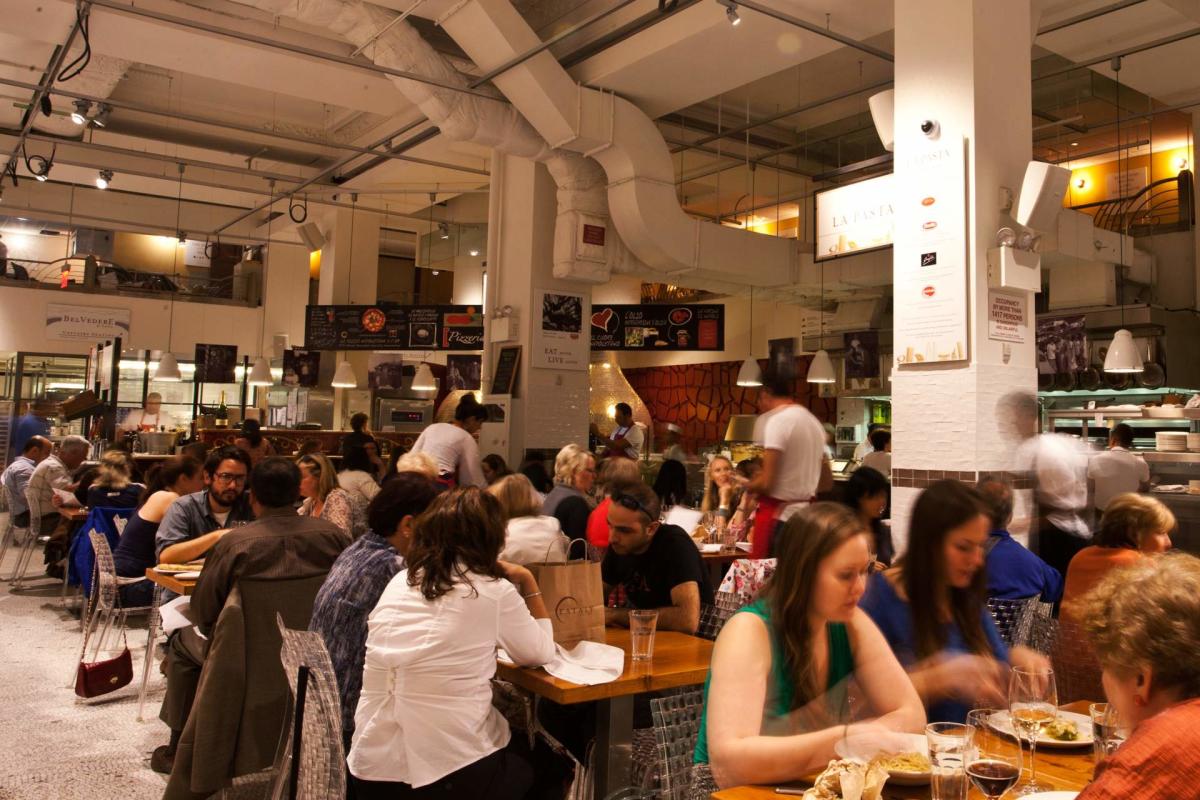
[490,345,521,396]
[589,304,725,351]
[194,344,238,383]
[304,305,484,351]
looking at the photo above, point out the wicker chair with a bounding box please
[1051,616,1104,705]
[268,616,346,800]
[72,530,154,689]
[0,484,30,579]
[986,597,1040,649]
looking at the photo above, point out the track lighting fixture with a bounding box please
[438,221,450,239]
[95,169,112,190]
[716,0,740,25]
[91,104,110,128]
[71,99,91,125]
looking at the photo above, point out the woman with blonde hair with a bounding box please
[696,503,924,789]
[298,453,364,538]
[86,450,144,508]
[489,474,568,565]
[386,450,439,482]
[699,455,756,544]
[540,444,595,541]
[1061,492,1174,618]
[1075,553,1200,796]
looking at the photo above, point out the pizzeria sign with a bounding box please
[304,304,484,351]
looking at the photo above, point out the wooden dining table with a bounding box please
[712,700,1098,799]
[496,627,714,799]
[59,506,90,523]
[144,566,200,596]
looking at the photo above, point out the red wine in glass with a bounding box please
[967,759,1021,798]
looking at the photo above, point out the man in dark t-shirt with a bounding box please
[601,482,713,634]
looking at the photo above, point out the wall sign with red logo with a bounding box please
[590,304,725,351]
[304,304,484,351]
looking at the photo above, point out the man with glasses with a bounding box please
[602,482,713,634]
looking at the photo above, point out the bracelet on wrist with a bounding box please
[522,591,542,601]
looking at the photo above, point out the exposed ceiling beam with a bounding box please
[735,0,894,63]
[1035,26,1200,81]
[1036,0,1149,36]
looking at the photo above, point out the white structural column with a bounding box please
[889,0,1039,551]
[316,205,381,305]
[483,154,592,464]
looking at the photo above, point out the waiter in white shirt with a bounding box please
[1088,423,1150,513]
[120,392,165,432]
[604,403,644,460]
[410,396,489,488]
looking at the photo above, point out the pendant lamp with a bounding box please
[412,362,437,392]
[332,359,357,388]
[1102,57,1142,375]
[248,356,273,386]
[154,352,182,382]
[737,288,763,387]
[808,349,836,383]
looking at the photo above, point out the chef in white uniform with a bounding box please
[120,392,165,432]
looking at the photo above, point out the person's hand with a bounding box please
[52,494,64,507]
[841,721,921,759]
[920,653,1007,706]
[718,484,736,506]
[497,560,537,594]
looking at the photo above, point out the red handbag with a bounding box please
[75,630,133,698]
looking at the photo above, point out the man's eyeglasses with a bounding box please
[213,472,247,484]
[613,493,654,522]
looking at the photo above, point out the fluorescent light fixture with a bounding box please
[248,356,273,386]
[736,357,762,387]
[412,363,437,391]
[47,381,86,390]
[1103,329,1144,373]
[154,352,183,382]
[332,360,357,388]
[807,349,836,384]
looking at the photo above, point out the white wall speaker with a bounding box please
[867,89,895,152]
[273,333,290,356]
[297,222,326,252]
[1015,161,1071,232]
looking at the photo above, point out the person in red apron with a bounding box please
[744,378,832,559]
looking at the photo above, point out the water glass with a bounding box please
[629,609,658,661]
[927,722,975,800]
[1089,703,1127,770]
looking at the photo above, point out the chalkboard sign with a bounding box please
[590,304,724,351]
[490,345,521,396]
[305,305,484,351]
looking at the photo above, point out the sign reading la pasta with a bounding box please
[815,173,895,261]
[590,304,725,351]
[304,305,484,351]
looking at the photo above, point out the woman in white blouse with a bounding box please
[348,486,557,799]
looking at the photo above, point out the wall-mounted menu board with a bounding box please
[490,345,521,396]
[304,305,484,351]
[590,304,725,351]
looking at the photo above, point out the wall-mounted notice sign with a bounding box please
[304,305,484,351]
[590,304,725,351]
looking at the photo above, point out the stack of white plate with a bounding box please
[1188,433,1200,452]
[1156,432,1188,452]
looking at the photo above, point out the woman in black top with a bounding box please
[341,412,382,477]
[112,456,203,605]
[841,466,894,565]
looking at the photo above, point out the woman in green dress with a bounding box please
[697,502,925,789]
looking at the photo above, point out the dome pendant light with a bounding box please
[412,362,437,392]
[1102,56,1142,376]
[737,287,763,387]
[808,349,836,383]
[248,356,273,386]
[154,352,182,382]
[331,359,358,388]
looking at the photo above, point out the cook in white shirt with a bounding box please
[120,392,165,432]
[348,488,555,796]
[605,403,644,460]
[1088,423,1150,512]
[409,397,489,488]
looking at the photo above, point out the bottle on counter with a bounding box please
[216,391,229,428]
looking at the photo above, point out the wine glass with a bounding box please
[1008,666,1057,795]
[967,708,1022,799]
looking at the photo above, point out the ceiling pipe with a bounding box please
[1034,26,1200,81]
[734,0,894,62]
[1036,0,1148,36]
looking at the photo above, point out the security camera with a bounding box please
[920,119,940,139]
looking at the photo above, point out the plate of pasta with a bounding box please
[835,732,931,785]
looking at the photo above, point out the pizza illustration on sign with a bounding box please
[361,308,387,333]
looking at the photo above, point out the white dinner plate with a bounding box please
[834,732,930,785]
[699,543,723,553]
[175,571,202,580]
[1017,793,1077,800]
[988,710,1093,748]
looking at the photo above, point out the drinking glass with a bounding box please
[927,722,974,800]
[1008,666,1057,795]
[967,709,1022,799]
[629,610,658,661]
[1089,703,1128,771]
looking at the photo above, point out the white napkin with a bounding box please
[158,595,196,634]
[498,640,626,686]
[664,506,703,532]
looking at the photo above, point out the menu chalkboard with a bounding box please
[305,305,484,351]
[590,304,724,351]
[490,345,521,396]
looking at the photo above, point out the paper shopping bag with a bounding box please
[526,556,606,647]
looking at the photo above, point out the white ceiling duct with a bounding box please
[436,0,799,288]
[230,0,639,285]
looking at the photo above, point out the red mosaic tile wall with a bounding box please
[624,357,835,451]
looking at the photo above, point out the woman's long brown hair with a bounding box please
[901,480,991,659]
[761,502,870,711]
[405,486,507,601]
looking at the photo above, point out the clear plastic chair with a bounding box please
[268,615,347,800]
[72,530,154,688]
[1,484,30,579]
[648,689,707,800]
[697,590,742,641]
[11,487,50,589]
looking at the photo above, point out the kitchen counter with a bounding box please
[197,427,420,456]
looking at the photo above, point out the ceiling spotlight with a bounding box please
[35,171,49,182]
[469,248,480,257]
[995,227,1017,247]
[431,270,440,276]
[438,222,450,240]
[70,99,91,126]
[91,104,111,128]
[96,169,113,190]
[176,231,187,245]
[717,0,741,25]
[1070,141,1079,147]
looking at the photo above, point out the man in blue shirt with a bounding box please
[1,435,51,527]
[9,403,51,461]
[977,475,1062,602]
